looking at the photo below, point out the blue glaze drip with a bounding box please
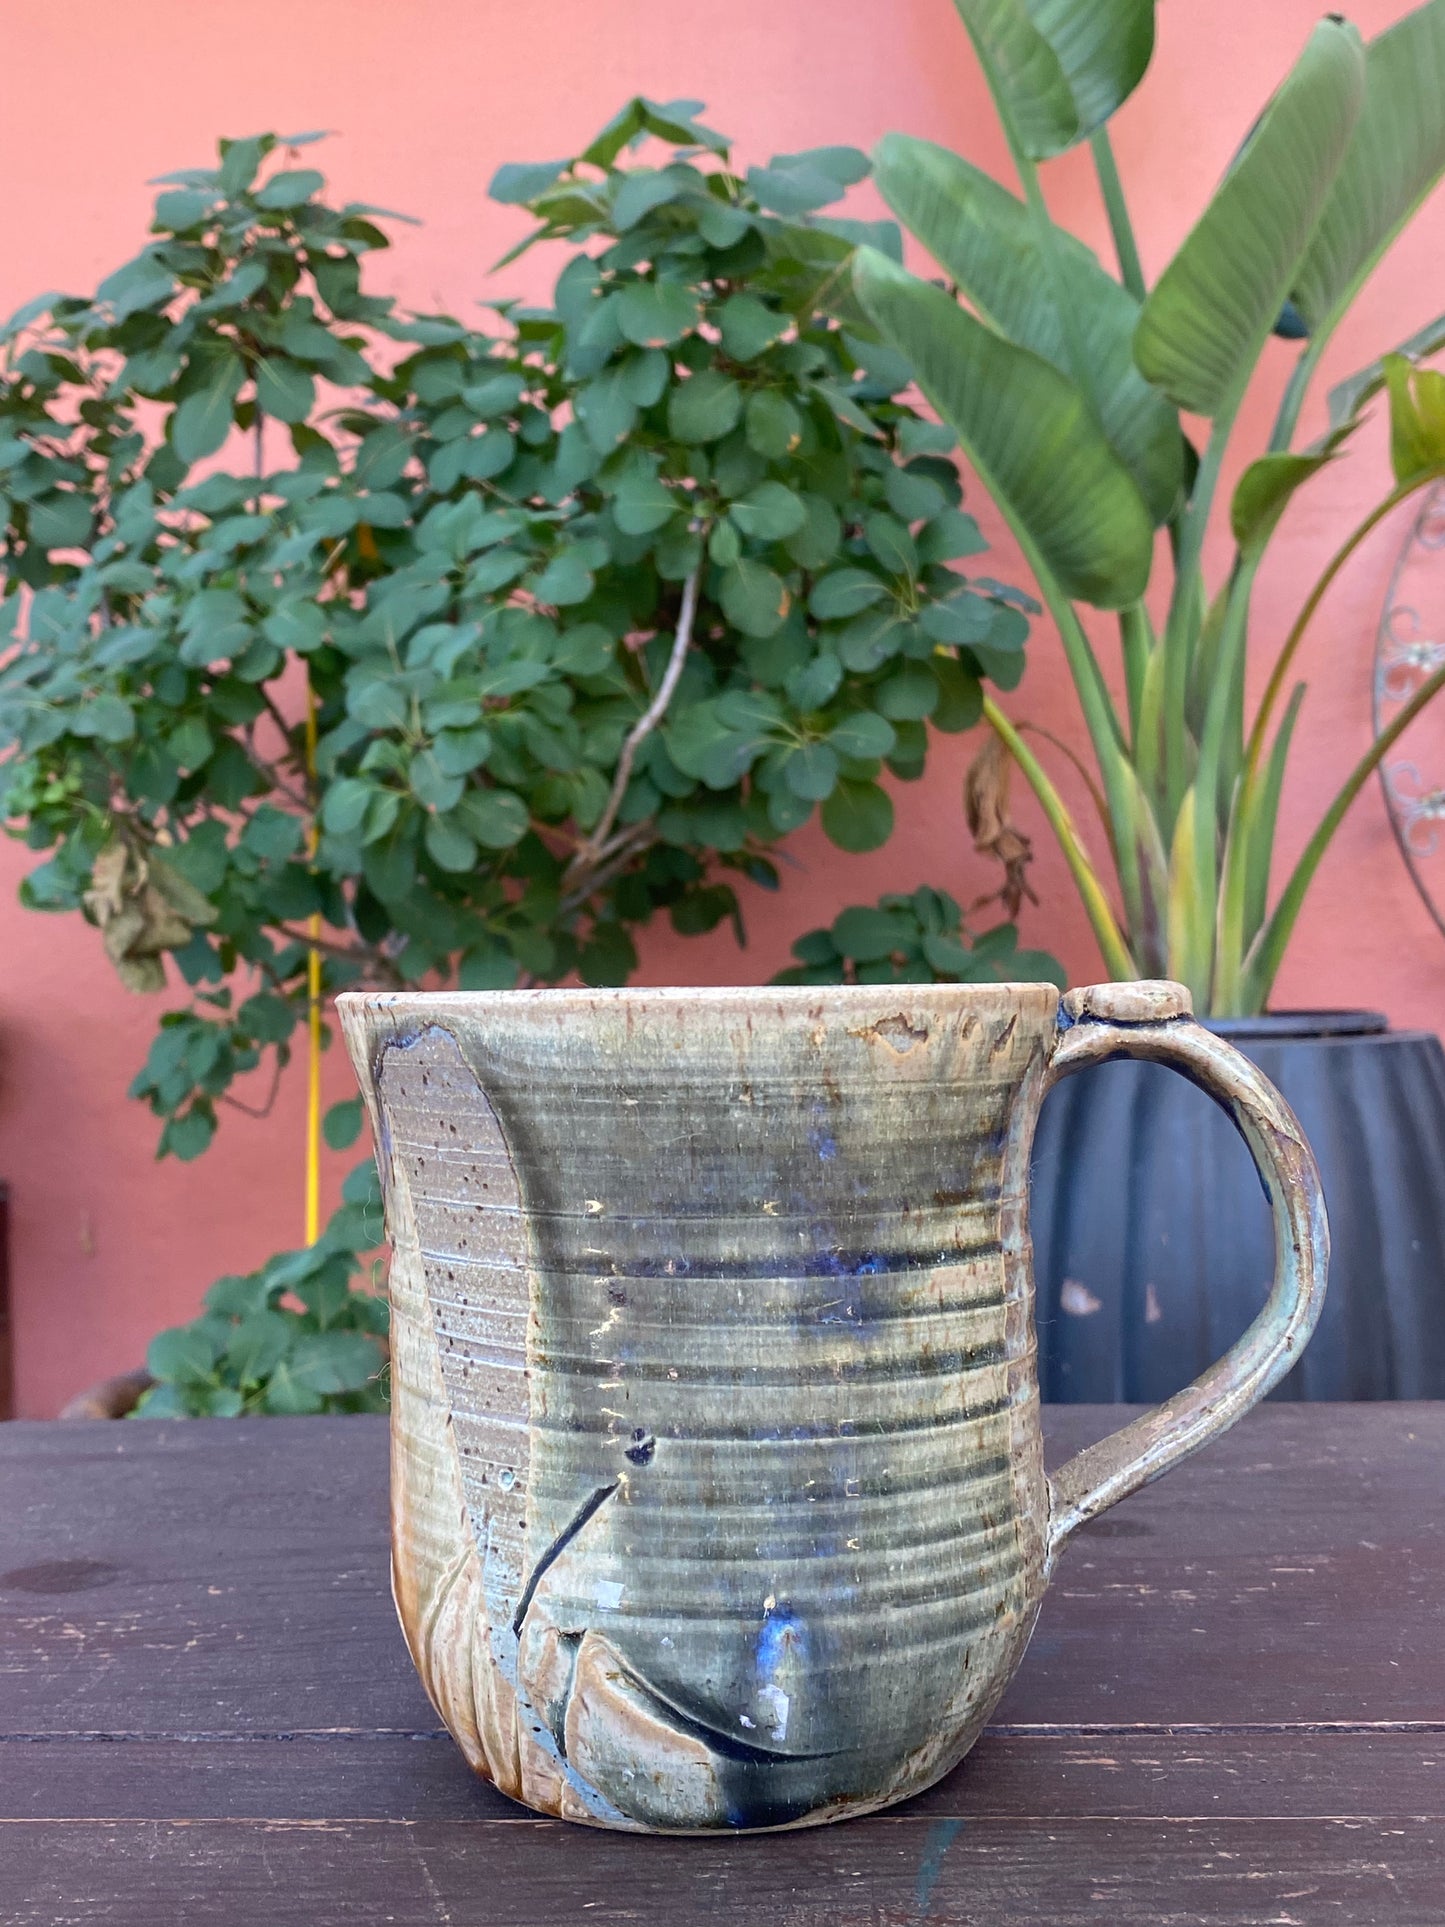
[757,1600,808,1679]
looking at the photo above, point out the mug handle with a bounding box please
[1039,980,1329,1569]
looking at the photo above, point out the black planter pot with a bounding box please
[1029,1012,1445,1401]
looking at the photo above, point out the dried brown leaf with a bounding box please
[82,834,213,992]
[964,733,1036,920]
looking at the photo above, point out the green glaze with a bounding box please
[339,979,1327,1833]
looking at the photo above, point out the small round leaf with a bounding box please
[720,559,790,638]
[821,777,894,853]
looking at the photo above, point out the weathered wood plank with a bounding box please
[2,1409,1440,1919]
[999,1403,1445,1730]
[0,1738,497,1824]
[919,1730,1445,1823]
[0,1813,1440,1927]
[0,1417,435,1736]
[2,1409,1441,1742]
[0,1730,1440,1824]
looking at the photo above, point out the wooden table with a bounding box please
[1,1406,1440,1925]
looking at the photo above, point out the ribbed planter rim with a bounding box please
[1202,1009,1389,1041]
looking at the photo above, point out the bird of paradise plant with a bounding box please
[852,0,1445,1013]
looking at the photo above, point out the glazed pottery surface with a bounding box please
[339,979,1328,1833]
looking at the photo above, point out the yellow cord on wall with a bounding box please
[304,675,322,1246]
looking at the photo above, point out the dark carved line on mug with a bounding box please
[413,1178,1011,1213]
[587,1653,842,1769]
[415,1241,1006,1283]
[521,1346,1011,1389]
[386,1073,1029,1106]
[525,1398,1021,1447]
[426,1286,1012,1332]
[511,1480,619,1638]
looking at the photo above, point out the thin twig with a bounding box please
[271,923,402,983]
[218,1051,284,1120]
[256,684,296,747]
[562,566,700,896]
[582,813,657,875]
[244,754,311,815]
[559,820,659,917]
[1017,720,1113,839]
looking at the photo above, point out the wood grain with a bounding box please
[2,1406,1442,1922]
[1,1814,1441,1926]
[0,1730,1441,1824]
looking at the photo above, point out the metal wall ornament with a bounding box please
[1376,481,1445,940]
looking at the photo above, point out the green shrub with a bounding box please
[0,102,1045,1412]
[776,886,1064,987]
[139,1162,386,1416]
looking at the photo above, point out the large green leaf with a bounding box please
[1290,1,1445,336]
[853,247,1152,609]
[1229,452,1331,559]
[1384,354,1445,483]
[872,133,1181,522]
[1134,18,1365,416]
[1229,417,1360,557]
[953,0,1155,160]
[1326,310,1445,431]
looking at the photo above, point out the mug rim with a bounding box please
[336,980,1063,1015]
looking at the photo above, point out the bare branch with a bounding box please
[590,814,660,872]
[559,818,659,917]
[218,1051,284,1120]
[562,565,700,900]
[1017,720,1111,840]
[256,684,299,750]
[271,922,403,985]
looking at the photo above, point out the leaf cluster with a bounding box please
[775,884,1064,987]
[133,1156,387,1416]
[0,110,1036,1154]
[857,0,1445,1013]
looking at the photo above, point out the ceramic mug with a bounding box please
[339,977,1327,1834]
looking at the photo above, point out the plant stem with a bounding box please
[1089,129,1146,300]
[1196,554,1259,836]
[1159,413,1231,820]
[559,819,659,918]
[273,923,400,980]
[1241,659,1445,1011]
[563,565,700,894]
[1171,412,1231,631]
[1244,472,1438,784]
[1268,338,1324,454]
[1119,602,1152,743]
[1213,681,1307,1015]
[983,697,1138,980]
[1018,720,1111,834]
[217,1052,285,1120]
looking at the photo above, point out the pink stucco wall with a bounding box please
[1,0,1442,1415]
